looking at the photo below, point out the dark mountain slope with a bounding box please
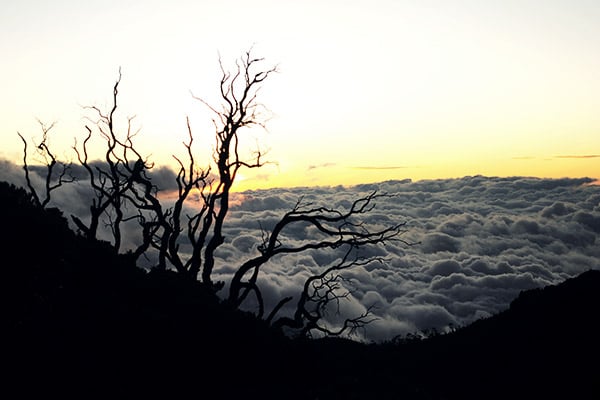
[0,181,287,398]
[248,269,599,400]
[385,269,600,399]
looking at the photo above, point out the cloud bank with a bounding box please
[220,176,600,341]
[2,160,599,342]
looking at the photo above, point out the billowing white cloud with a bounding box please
[220,176,600,341]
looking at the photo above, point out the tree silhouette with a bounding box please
[18,120,73,208]
[19,49,408,337]
[70,69,145,252]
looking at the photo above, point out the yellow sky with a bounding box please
[1,0,599,190]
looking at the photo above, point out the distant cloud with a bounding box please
[512,155,600,161]
[351,166,408,170]
[555,155,600,159]
[0,159,26,187]
[307,162,336,171]
[249,173,272,181]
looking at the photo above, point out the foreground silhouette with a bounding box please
[1,181,598,399]
[19,51,406,338]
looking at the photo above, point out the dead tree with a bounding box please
[118,124,211,271]
[164,120,211,275]
[79,51,406,335]
[17,121,73,208]
[227,192,408,335]
[190,50,277,290]
[19,50,409,337]
[71,69,147,253]
[178,53,408,334]
[269,248,380,337]
[116,51,276,280]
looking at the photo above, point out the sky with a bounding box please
[2,0,600,190]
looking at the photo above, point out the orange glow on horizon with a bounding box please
[230,155,600,191]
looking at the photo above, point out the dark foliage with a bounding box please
[1,181,598,399]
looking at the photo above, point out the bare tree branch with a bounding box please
[190,50,277,290]
[17,120,73,208]
[228,192,409,306]
[271,247,381,338]
[71,70,141,252]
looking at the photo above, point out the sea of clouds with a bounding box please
[217,177,600,341]
[3,159,600,342]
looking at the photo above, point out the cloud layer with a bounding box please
[3,160,599,342]
[219,176,600,341]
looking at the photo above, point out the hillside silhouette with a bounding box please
[1,180,598,399]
